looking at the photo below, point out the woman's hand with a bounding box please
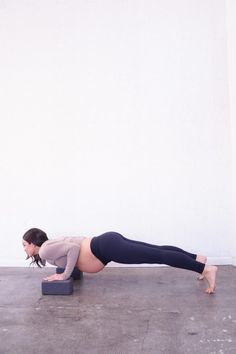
[43,273,64,282]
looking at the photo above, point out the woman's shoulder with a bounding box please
[38,239,52,258]
[38,238,63,258]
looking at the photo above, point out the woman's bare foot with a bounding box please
[196,255,207,280]
[202,265,218,294]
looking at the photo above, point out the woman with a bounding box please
[22,228,217,294]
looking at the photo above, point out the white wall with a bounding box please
[0,0,233,266]
[226,0,236,266]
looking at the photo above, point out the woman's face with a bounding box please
[22,240,37,257]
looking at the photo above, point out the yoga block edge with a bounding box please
[56,267,83,280]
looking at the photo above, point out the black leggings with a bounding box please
[90,232,205,274]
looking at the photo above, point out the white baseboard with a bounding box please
[0,260,54,267]
[206,257,233,266]
[0,260,27,267]
[0,257,234,268]
[107,257,233,267]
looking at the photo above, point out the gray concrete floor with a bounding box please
[0,266,235,354]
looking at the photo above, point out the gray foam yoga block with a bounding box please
[42,277,73,295]
[56,267,83,280]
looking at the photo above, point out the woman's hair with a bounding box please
[23,228,48,268]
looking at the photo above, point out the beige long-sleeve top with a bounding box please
[39,237,85,280]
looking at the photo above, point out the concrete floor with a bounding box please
[0,266,235,354]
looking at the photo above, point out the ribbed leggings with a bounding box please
[90,232,205,274]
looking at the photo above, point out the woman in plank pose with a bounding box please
[22,228,217,294]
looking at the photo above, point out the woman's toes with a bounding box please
[205,287,215,294]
